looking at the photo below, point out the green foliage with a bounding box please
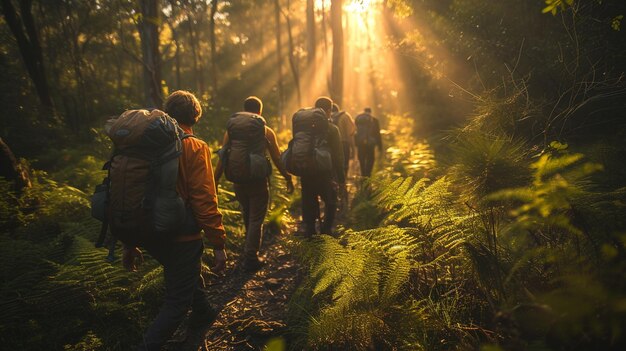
[448,133,531,200]
[292,122,626,349]
[543,0,575,15]
[290,174,483,350]
[487,152,602,235]
[0,165,166,350]
[611,14,623,30]
[290,232,427,350]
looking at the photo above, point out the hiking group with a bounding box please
[91,90,382,350]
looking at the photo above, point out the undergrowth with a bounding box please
[0,140,248,350]
[288,111,626,350]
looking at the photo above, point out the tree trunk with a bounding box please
[187,14,206,96]
[138,0,163,108]
[274,0,284,119]
[330,0,344,105]
[209,0,219,100]
[60,3,86,131]
[306,0,316,65]
[168,21,181,90]
[0,138,31,192]
[284,2,301,106]
[1,0,56,120]
[321,0,331,93]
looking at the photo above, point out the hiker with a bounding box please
[354,107,383,177]
[114,91,227,351]
[331,103,355,178]
[283,96,345,236]
[214,96,294,271]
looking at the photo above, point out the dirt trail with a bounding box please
[162,226,299,351]
[165,167,364,350]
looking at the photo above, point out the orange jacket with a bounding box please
[176,124,226,249]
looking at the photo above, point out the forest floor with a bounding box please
[165,179,359,351]
[165,225,301,351]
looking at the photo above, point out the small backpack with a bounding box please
[223,112,271,184]
[281,108,332,176]
[91,109,197,247]
[354,113,377,146]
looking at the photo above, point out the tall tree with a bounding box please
[166,0,182,90]
[306,0,316,65]
[330,0,344,105]
[284,1,302,106]
[274,0,284,118]
[209,0,219,99]
[186,12,205,95]
[1,0,56,120]
[138,0,163,107]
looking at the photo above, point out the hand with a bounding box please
[286,178,295,194]
[122,246,144,272]
[211,249,227,274]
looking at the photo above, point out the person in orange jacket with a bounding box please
[123,90,227,351]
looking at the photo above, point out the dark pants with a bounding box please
[139,239,207,351]
[301,174,337,235]
[234,180,269,260]
[357,144,376,177]
[342,141,351,178]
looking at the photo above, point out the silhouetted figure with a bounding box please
[331,103,355,178]
[354,107,382,177]
[284,97,345,236]
[215,96,294,271]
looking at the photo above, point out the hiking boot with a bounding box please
[242,256,265,272]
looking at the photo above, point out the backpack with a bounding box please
[354,113,377,146]
[91,109,198,247]
[331,111,345,126]
[281,108,332,176]
[223,112,271,184]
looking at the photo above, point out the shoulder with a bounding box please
[182,135,210,154]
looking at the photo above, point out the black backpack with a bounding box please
[354,113,377,146]
[222,112,271,184]
[91,109,198,247]
[281,108,332,176]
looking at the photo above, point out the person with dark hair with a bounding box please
[122,90,227,351]
[214,96,294,271]
[354,107,383,177]
[297,96,345,236]
[331,103,355,178]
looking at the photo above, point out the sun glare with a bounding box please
[345,0,372,13]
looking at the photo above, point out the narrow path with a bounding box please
[164,225,300,351]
